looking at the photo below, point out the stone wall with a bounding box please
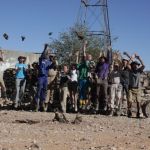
[0,49,40,76]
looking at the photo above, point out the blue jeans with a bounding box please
[15,78,26,104]
[79,79,88,100]
[35,76,48,105]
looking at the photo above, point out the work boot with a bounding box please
[136,112,144,118]
[82,100,86,106]
[42,102,47,112]
[44,103,49,112]
[35,104,39,112]
[79,99,83,109]
[136,104,144,118]
[114,108,120,116]
[74,103,78,113]
[103,104,108,112]
[109,109,114,116]
[3,91,8,99]
[35,101,40,112]
[14,103,19,109]
[127,110,132,118]
[85,99,89,105]
[136,113,142,118]
[82,100,86,110]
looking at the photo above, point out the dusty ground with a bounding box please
[0,110,150,150]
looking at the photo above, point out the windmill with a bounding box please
[76,0,112,64]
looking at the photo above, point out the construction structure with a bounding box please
[76,0,112,63]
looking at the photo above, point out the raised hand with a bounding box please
[123,51,132,59]
[135,53,140,59]
[123,52,128,55]
[131,53,135,59]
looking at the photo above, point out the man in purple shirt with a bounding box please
[95,56,109,113]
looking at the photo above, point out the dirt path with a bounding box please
[0,110,150,150]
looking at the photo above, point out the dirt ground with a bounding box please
[0,110,150,150]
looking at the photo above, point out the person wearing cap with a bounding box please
[95,56,109,113]
[108,62,122,116]
[14,56,28,108]
[127,53,145,118]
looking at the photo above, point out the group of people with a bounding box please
[0,45,146,118]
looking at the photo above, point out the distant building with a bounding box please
[0,49,40,75]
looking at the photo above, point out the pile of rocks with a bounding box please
[3,68,33,105]
[140,71,150,97]
[3,68,16,100]
[140,72,150,117]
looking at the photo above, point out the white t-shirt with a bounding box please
[110,70,121,84]
[70,69,78,82]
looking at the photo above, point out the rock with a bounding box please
[52,112,69,123]
[89,147,95,150]
[146,86,150,90]
[3,68,16,100]
[139,145,146,149]
[143,79,149,87]
[110,147,117,150]
[144,90,150,94]
[144,94,150,97]
[142,100,150,118]
[80,138,87,141]
[141,93,145,97]
[26,140,42,150]
[14,119,40,125]
[72,114,82,124]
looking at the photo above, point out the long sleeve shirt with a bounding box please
[95,62,109,80]
[38,58,52,77]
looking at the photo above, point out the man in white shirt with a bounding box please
[108,62,122,116]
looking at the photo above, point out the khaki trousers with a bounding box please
[109,83,122,109]
[45,75,56,103]
[60,87,69,113]
[127,88,142,114]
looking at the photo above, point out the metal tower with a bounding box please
[76,0,112,61]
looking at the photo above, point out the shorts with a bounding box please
[128,88,141,103]
[68,81,78,93]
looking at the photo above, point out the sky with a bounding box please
[0,0,150,69]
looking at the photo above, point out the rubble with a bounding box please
[136,71,150,117]
[0,111,149,150]
[72,114,83,124]
[13,119,40,125]
[3,68,16,100]
[52,112,69,123]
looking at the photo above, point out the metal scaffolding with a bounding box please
[77,0,112,62]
